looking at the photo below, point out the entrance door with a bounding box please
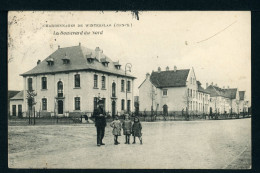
[163,104,168,116]
[12,105,16,116]
[18,105,22,117]
[112,101,116,117]
[58,100,63,114]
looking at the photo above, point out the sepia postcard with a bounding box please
[8,11,251,169]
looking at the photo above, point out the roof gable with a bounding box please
[150,69,190,88]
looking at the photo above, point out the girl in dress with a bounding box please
[122,114,132,144]
[132,117,142,144]
[110,115,122,145]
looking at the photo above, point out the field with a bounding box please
[8,118,251,169]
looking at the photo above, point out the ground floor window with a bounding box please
[75,97,80,110]
[94,97,98,110]
[121,99,125,110]
[12,105,16,116]
[42,98,47,110]
[127,100,131,112]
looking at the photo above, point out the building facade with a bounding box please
[19,43,136,117]
[9,91,25,117]
[138,66,210,115]
[205,84,240,114]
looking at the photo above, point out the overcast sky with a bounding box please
[8,11,251,104]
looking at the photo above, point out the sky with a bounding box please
[8,11,251,104]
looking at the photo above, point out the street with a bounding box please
[8,118,251,169]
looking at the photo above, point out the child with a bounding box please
[122,114,132,144]
[110,115,122,145]
[132,117,143,144]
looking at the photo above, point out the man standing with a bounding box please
[93,100,106,147]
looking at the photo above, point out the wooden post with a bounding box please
[28,111,31,125]
[33,107,36,125]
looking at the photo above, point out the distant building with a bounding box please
[138,66,210,115]
[239,91,248,113]
[17,43,136,117]
[205,84,240,114]
[9,91,24,117]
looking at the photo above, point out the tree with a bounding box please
[183,89,191,120]
[26,90,37,125]
[150,85,157,121]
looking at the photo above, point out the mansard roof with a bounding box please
[150,69,190,88]
[21,45,135,79]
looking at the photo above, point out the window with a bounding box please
[74,74,80,88]
[93,97,98,110]
[12,105,16,116]
[121,99,125,110]
[127,100,131,112]
[94,74,98,88]
[28,78,33,91]
[102,98,106,110]
[127,81,131,92]
[187,88,189,97]
[57,81,63,97]
[42,77,47,89]
[75,97,80,110]
[121,80,125,92]
[191,90,192,97]
[190,77,192,84]
[193,90,195,98]
[112,82,116,97]
[102,76,106,89]
[163,89,168,96]
[42,98,47,110]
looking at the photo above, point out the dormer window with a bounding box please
[62,53,70,64]
[114,61,121,70]
[101,57,110,67]
[47,57,54,66]
[86,53,94,63]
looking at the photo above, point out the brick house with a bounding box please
[19,43,136,117]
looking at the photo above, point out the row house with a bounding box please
[14,43,136,117]
[205,84,240,114]
[239,91,248,113]
[138,66,210,115]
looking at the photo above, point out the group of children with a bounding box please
[110,114,143,145]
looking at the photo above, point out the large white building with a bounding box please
[13,43,136,117]
[138,66,210,115]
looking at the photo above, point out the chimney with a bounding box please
[146,73,150,79]
[206,83,208,88]
[58,45,60,49]
[223,86,225,89]
[158,67,161,72]
[174,66,177,72]
[211,82,213,86]
[227,86,229,89]
[95,47,102,61]
[79,42,81,46]
[215,83,218,87]
[37,60,41,65]
[166,66,169,71]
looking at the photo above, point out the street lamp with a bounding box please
[125,63,132,114]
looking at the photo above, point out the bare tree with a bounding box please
[183,89,191,120]
[150,85,157,121]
